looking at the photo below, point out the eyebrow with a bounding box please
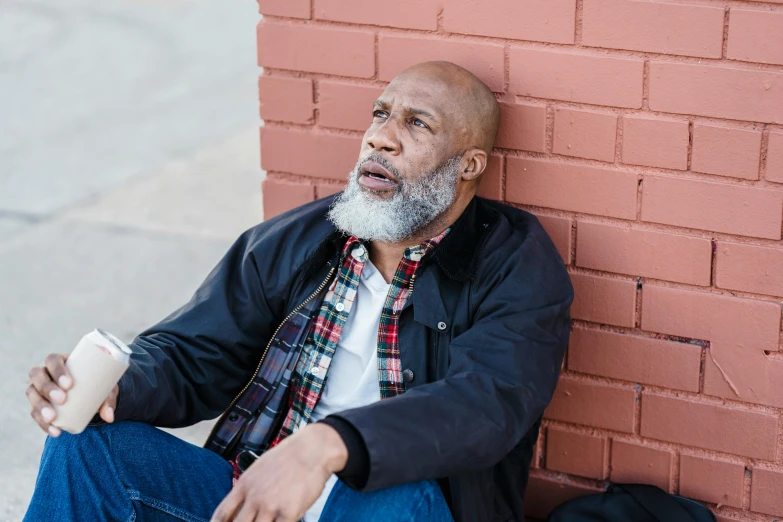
[374,99,438,121]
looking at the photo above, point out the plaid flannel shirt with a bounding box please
[270,230,448,446]
[209,231,447,480]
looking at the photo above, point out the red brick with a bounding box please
[262,177,314,219]
[546,427,605,479]
[641,285,780,347]
[318,81,383,132]
[728,9,783,66]
[582,0,724,58]
[524,475,603,520]
[570,273,637,327]
[750,468,783,516]
[315,183,343,199]
[568,327,702,392]
[257,22,374,78]
[495,103,547,152]
[476,154,503,201]
[535,214,572,265]
[691,124,762,180]
[510,48,644,109]
[443,0,576,44]
[642,284,783,408]
[641,175,783,240]
[258,76,314,124]
[680,454,744,508]
[257,0,310,19]
[553,109,617,162]
[649,62,783,124]
[766,132,783,184]
[610,441,672,491]
[314,0,439,30]
[717,241,783,298]
[641,393,778,460]
[576,222,712,285]
[622,116,689,170]
[379,36,505,92]
[261,127,360,181]
[506,158,638,219]
[545,376,636,433]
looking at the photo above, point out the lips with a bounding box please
[358,160,399,191]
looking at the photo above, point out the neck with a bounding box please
[367,191,474,282]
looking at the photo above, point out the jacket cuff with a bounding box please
[319,416,370,490]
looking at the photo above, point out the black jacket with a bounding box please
[115,195,574,522]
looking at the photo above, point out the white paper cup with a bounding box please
[51,329,131,434]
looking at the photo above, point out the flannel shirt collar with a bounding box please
[338,237,445,268]
[324,197,498,282]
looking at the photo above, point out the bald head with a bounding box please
[348,61,501,241]
[392,61,500,155]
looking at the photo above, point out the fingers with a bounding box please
[26,385,61,437]
[211,489,244,522]
[231,504,259,522]
[28,365,66,406]
[27,353,69,436]
[211,495,296,522]
[99,400,115,423]
[44,353,72,390]
[98,384,119,423]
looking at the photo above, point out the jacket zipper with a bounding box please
[206,266,337,444]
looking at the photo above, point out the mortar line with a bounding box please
[722,7,731,60]
[687,120,694,171]
[672,451,681,494]
[742,465,752,511]
[759,125,770,181]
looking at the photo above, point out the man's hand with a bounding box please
[211,422,349,522]
[26,353,119,437]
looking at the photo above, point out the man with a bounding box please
[24,61,573,522]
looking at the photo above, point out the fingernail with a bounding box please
[49,389,66,404]
[41,407,55,422]
[48,426,61,437]
[58,376,72,389]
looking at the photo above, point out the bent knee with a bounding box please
[43,421,155,460]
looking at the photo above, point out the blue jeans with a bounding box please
[24,421,454,522]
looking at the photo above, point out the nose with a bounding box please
[366,119,401,155]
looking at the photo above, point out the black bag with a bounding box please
[547,483,717,522]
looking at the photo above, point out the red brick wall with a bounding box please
[255,2,783,520]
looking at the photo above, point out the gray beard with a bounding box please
[327,155,461,243]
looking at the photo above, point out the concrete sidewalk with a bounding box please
[0,0,263,518]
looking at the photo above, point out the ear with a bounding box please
[460,149,488,182]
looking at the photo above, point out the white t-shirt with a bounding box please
[303,258,390,522]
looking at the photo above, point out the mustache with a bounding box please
[357,154,404,180]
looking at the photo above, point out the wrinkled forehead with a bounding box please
[379,73,472,126]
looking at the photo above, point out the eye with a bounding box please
[412,118,428,129]
[373,110,388,119]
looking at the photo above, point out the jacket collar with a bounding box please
[429,197,498,281]
[319,196,498,282]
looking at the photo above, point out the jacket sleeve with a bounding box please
[114,228,278,428]
[330,235,574,491]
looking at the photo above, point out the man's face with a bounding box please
[356,76,465,199]
[327,75,468,243]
